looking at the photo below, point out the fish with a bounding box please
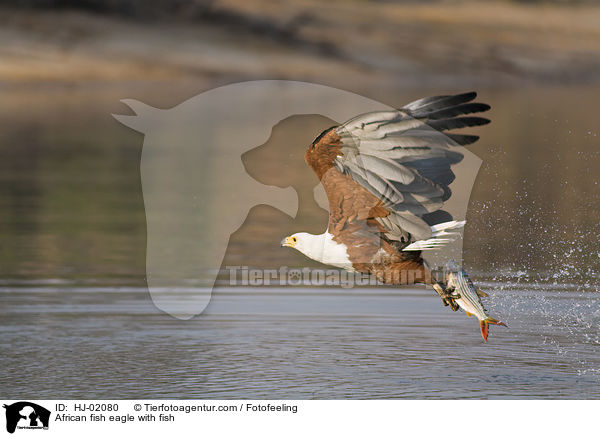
[446,265,506,341]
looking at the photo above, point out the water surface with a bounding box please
[2,286,598,399]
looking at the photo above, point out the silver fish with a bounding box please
[446,266,506,341]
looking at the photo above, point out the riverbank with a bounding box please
[2,1,600,88]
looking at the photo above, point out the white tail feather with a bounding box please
[403,220,465,251]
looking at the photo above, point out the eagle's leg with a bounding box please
[432,281,460,311]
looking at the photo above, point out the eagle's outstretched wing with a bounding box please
[305,92,490,250]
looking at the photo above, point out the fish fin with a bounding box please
[479,317,507,342]
[476,289,489,298]
[479,320,489,342]
[486,317,507,327]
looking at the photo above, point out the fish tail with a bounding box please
[479,317,507,342]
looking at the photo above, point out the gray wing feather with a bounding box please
[342,161,404,205]
[342,111,407,130]
[357,155,415,184]
[332,92,489,244]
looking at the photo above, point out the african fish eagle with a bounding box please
[281,92,490,310]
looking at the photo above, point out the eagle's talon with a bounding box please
[432,282,461,311]
[447,299,460,311]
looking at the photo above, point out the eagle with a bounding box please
[281,92,490,310]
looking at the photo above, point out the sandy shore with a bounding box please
[1,1,599,87]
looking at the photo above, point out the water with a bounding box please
[0,83,599,399]
[1,286,598,399]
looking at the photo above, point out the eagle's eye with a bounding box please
[292,237,297,242]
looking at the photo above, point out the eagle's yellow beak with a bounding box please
[281,236,297,248]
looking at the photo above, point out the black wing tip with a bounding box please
[427,103,492,120]
[429,116,491,131]
[446,133,480,145]
[478,102,491,112]
[403,92,490,118]
[457,91,477,101]
[311,125,337,146]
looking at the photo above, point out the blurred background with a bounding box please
[1,0,599,287]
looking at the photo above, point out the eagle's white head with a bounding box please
[281,232,353,271]
[281,232,321,257]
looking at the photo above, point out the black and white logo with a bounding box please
[3,402,50,434]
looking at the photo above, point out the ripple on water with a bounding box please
[0,286,599,399]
